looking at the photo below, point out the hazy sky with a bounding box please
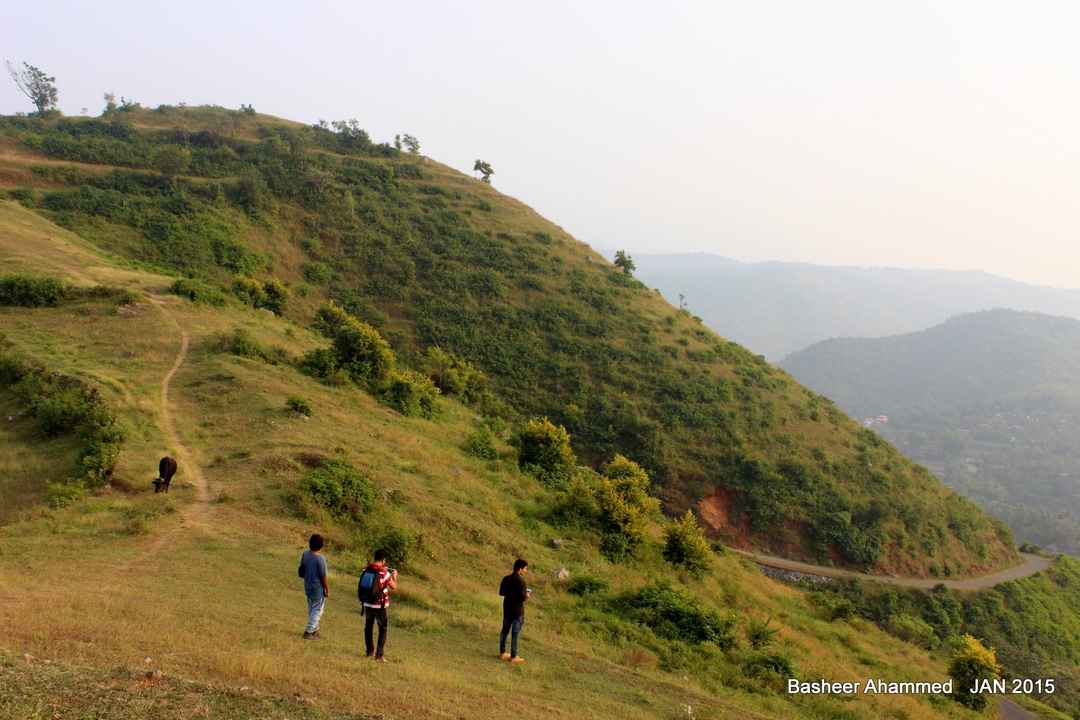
[4,1,1080,287]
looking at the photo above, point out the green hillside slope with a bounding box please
[783,309,1080,555]
[0,204,996,720]
[0,106,1015,577]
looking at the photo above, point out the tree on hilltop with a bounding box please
[614,250,636,275]
[6,61,58,114]
[473,159,494,183]
[401,134,420,155]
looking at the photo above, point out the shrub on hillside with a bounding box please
[330,313,396,385]
[382,369,441,418]
[549,456,658,562]
[212,328,289,365]
[887,613,939,649]
[299,459,376,521]
[949,634,1001,710]
[423,346,488,404]
[368,527,417,570]
[612,582,736,648]
[0,274,67,307]
[462,424,499,460]
[663,510,712,577]
[0,339,123,488]
[745,616,778,649]
[302,261,332,285]
[515,417,576,487]
[286,396,313,417]
[231,276,288,314]
[169,278,227,306]
[567,575,610,596]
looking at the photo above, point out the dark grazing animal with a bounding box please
[154,456,178,493]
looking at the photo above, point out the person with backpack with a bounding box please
[298,533,329,640]
[498,558,530,664]
[358,548,397,662]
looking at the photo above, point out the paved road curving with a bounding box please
[999,699,1038,720]
[731,548,1053,591]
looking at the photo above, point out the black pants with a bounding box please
[364,607,388,657]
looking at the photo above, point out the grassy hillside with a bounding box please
[0,205,1003,720]
[783,309,1080,555]
[0,106,1016,577]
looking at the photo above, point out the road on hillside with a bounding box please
[999,699,1037,720]
[731,549,1053,590]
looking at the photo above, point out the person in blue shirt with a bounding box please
[298,533,329,640]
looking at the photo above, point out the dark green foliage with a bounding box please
[745,616,778,649]
[462,425,498,460]
[0,274,67,306]
[741,652,794,678]
[0,338,122,487]
[369,527,416,570]
[212,329,289,365]
[612,582,736,648]
[613,250,636,275]
[302,261,332,285]
[169,278,227,306]
[299,458,376,521]
[549,456,659,562]
[515,417,576,487]
[662,510,712,577]
[423,347,488,404]
[286,396,312,417]
[382,369,440,418]
[6,61,58,114]
[232,277,288,314]
[567,575,609,596]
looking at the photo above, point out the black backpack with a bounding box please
[357,567,382,606]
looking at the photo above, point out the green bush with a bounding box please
[612,582,736,648]
[302,261,332,285]
[745,616,778,649]
[299,458,376,521]
[382,369,440,418]
[329,311,396,384]
[169,278,227,306]
[515,417,576,487]
[887,613,939,649]
[462,425,498,460]
[0,274,67,307]
[423,346,488,404]
[212,328,289,365]
[742,651,794,678]
[549,456,658,562]
[662,510,712,577]
[949,634,1001,710]
[369,527,416,570]
[286,396,312,416]
[45,480,86,509]
[567,575,610,596]
[232,276,288,314]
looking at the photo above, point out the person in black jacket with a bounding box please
[498,558,530,663]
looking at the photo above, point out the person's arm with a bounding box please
[320,557,329,597]
[385,569,398,591]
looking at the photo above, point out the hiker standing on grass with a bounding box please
[358,548,397,662]
[498,558,530,664]
[298,534,329,640]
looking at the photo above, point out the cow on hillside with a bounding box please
[154,456,178,493]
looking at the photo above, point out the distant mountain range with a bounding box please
[631,253,1080,359]
[783,309,1080,555]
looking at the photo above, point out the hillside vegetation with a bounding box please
[783,309,1080,555]
[0,106,1017,577]
[0,203,1002,720]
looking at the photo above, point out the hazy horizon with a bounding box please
[5,1,1080,287]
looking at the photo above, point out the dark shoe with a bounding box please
[313,631,322,639]
[302,632,315,640]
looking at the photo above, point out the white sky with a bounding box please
[3,1,1080,287]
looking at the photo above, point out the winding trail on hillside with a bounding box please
[732,549,1053,590]
[999,699,1037,720]
[151,299,209,521]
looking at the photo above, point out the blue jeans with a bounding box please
[500,615,524,657]
[305,592,325,634]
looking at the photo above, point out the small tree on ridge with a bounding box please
[6,61,58,114]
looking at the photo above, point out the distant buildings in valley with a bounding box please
[862,415,889,428]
